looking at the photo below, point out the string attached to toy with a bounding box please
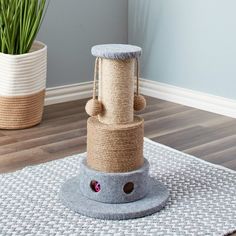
[85,56,146,117]
[85,57,103,117]
[134,57,146,111]
[92,57,99,100]
[136,57,140,95]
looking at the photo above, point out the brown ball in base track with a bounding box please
[134,95,146,111]
[85,99,103,116]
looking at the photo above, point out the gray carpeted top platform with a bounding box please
[91,44,142,60]
[0,138,236,236]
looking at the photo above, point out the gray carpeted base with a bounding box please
[78,158,150,204]
[60,177,169,220]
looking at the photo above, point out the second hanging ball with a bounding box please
[134,94,146,111]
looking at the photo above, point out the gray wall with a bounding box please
[38,0,128,87]
[128,0,236,100]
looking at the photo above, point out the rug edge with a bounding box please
[1,138,235,176]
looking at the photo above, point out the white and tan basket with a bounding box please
[0,41,47,129]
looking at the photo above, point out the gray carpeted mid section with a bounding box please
[78,158,150,203]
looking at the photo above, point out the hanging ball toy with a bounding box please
[134,94,146,111]
[85,99,103,116]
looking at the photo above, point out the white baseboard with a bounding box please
[45,81,93,106]
[139,78,236,119]
[45,79,236,119]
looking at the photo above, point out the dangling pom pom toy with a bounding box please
[85,58,103,117]
[133,57,146,111]
[134,94,146,111]
[85,99,103,116]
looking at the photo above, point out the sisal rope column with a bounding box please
[98,58,135,124]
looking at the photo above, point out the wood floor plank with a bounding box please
[145,109,232,139]
[0,96,235,174]
[1,112,88,136]
[184,134,236,157]
[175,120,236,151]
[43,99,87,114]
[0,128,87,155]
[43,103,87,120]
[0,136,18,146]
[135,101,180,115]
[0,148,50,173]
[152,126,207,148]
[202,146,236,164]
[4,120,87,140]
[152,120,236,151]
[222,158,236,170]
[140,105,195,120]
[42,136,87,154]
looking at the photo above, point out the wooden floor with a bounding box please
[0,96,236,173]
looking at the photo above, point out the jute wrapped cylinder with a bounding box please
[98,58,135,124]
[0,41,47,129]
[87,116,144,173]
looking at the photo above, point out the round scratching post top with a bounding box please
[91,44,142,60]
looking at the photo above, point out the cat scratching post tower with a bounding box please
[60,45,169,220]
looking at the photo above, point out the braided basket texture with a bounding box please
[0,41,47,129]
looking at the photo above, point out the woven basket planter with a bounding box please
[0,41,47,129]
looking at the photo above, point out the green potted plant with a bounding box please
[0,0,49,129]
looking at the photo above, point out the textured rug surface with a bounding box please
[0,138,235,236]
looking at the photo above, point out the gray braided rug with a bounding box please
[0,138,235,236]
